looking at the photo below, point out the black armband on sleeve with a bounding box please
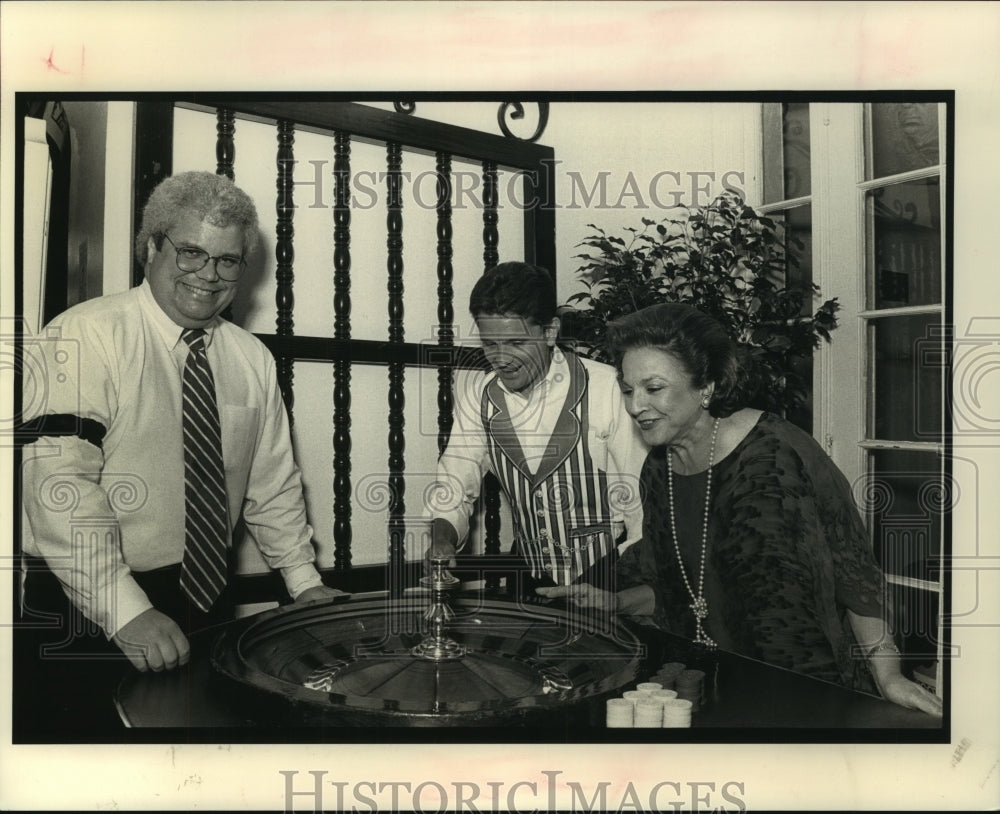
[15,414,107,450]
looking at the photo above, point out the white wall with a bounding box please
[102,102,135,295]
[546,102,759,303]
[365,101,759,299]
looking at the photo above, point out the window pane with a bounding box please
[885,583,940,686]
[866,449,944,583]
[765,205,813,302]
[783,203,813,296]
[762,205,814,434]
[762,102,811,203]
[865,449,945,676]
[866,178,941,309]
[785,350,813,435]
[869,103,940,178]
[870,314,943,442]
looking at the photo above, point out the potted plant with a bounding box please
[559,190,840,427]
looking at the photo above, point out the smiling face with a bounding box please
[475,313,558,394]
[619,346,713,448]
[145,213,244,329]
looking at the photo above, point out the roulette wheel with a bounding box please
[211,561,643,727]
[114,560,941,733]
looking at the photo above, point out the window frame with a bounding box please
[754,99,950,697]
[858,102,948,694]
[756,102,819,434]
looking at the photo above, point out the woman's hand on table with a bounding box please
[537,583,657,616]
[879,673,943,717]
[535,583,617,611]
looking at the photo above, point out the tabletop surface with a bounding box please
[115,592,944,739]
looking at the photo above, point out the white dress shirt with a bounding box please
[21,281,323,636]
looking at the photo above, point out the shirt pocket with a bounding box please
[219,404,259,483]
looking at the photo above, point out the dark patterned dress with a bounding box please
[617,412,885,693]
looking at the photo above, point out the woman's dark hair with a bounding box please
[605,303,761,417]
[469,262,557,326]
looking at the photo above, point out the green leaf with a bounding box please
[564,195,838,411]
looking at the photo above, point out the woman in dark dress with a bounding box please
[539,303,941,716]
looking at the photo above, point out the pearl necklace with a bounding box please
[666,416,720,648]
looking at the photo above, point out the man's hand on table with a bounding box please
[295,585,349,604]
[113,608,191,672]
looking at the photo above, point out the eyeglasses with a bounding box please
[161,233,246,282]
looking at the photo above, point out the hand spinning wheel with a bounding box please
[211,560,643,727]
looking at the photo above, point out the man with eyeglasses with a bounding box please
[17,171,341,733]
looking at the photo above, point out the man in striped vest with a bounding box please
[430,262,648,598]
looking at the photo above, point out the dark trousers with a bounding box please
[13,558,233,740]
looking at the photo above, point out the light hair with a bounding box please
[135,171,259,264]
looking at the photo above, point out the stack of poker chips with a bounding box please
[623,682,660,727]
[674,669,706,712]
[661,697,693,728]
[605,674,698,728]
[622,689,645,708]
[649,688,678,704]
[633,697,664,727]
[652,662,687,690]
[605,698,634,728]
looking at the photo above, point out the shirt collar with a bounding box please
[137,279,219,350]
[494,346,566,399]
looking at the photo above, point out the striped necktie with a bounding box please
[179,328,229,612]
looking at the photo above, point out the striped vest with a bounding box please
[480,351,617,585]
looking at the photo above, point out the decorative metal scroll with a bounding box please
[386,142,407,598]
[390,101,551,143]
[497,102,550,143]
[333,131,353,571]
[275,120,296,421]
